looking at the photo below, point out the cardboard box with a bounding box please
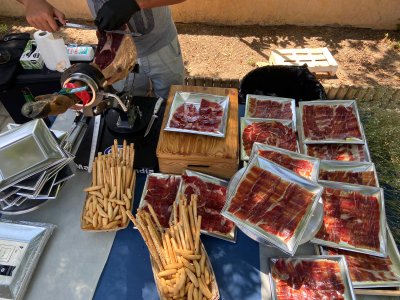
[20,40,44,70]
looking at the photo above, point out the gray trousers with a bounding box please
[113,37,185,99]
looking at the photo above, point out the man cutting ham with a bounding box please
[17,0,186,99]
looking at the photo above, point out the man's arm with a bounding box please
[136,0,186,9]
[17,0,66,32]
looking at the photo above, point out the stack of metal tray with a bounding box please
[0,119,75,214]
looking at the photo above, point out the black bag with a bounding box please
[239,65,327,105]
[0,33,31,90]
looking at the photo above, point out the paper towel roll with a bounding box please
[33,31,71,72]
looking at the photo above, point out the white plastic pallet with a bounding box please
[269,47,338,76]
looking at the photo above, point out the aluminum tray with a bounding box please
[222,154,323,255]
[299,100,365,144]
[244,94,296,125]
[249,143,320,181]
[317,224,400,289]
[0,197,52,215]
[164,91,230,138]
[319,160,379,187]
[0,187,20,202]
[228,165,323,247]
[14,171,47,191]
[176,169,237,242]
[240,118,299,161]
[302,143,372,162]
[269,255,356,300]
[22,175,57,200]
[7,123,68,145]
[0,219,55,300]
[138,173,182,227]
[53,164,75,185]
[311,181,387,257]
[0,120,67,192]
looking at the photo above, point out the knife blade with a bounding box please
[144,97,164,137]
[63,22,141,37]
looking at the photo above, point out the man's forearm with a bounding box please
[136,0,186,9]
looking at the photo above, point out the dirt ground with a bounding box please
[1,16,399,87]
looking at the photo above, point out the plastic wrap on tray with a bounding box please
[244,94,296,124]
[299,100,365,144]
[227,167,324,247]
[317,225,400,289]
[164,92,230,138]
[311,181,387,257]
[319,160,379,187]
[249,143,320,181]
[303,143,371,162]
[222,154,323,255]
[269,256,356,300]
[0,219,55,300]
[240,118,298,161]
[138,173,181,228]
[176,170,236,242]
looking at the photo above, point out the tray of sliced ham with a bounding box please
[303,143,371,162]
[299,100,365,144]
[317,225,400,289]
[311,181,387,257]
[175,170,236,242]
[319,160,379,187]
[222,155,323,255]
[241,118,298,161]
[269,256,356,300]
[244,94,296,124]
[249,143,320,181]
[164,91,229,138]
[139,173,181,228]
[227,165,324,247]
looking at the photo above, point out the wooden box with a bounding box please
[156,85,239,179]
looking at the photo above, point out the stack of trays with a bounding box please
[0,119,74,214]
[241,95,298,161]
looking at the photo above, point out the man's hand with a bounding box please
[95,0,140,31]
[20,0,66,32]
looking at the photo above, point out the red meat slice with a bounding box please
[198,99,223,132]
[302,104,362,141]
[316,187,381,252]
[272,258,346,300]
[227,166,314,242]
[326,247,399,283]
[319,170,377,187]
[258,150,315,179]
[307,144,366,161]
[92,28,136,85]
[248,98,293,119]
[242,121,297,155]
[170,99,224,133]
[143,175,181,227]
[182,175,234,235]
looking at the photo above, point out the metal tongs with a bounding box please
[60,21,141,37]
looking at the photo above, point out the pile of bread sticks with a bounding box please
[127,194,217,300]
[81,140,136,231]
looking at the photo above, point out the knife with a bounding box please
[144,97,164,137]
[62,22,141,37]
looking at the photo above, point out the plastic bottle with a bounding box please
[66,45,95,61]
